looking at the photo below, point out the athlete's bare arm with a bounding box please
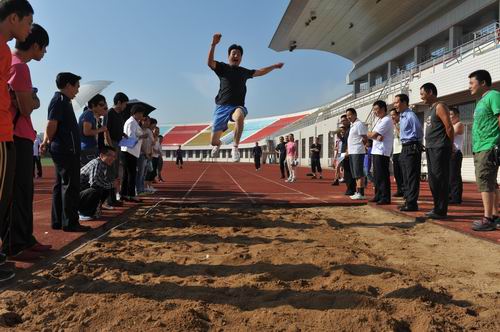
[208,33,221,70]
[253,63,284,77]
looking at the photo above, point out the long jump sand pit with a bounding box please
[1,204,499,331]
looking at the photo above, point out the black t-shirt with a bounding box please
[105,108,125,142]
[341,129,349,153]
[310,143,321,159]
[47,92,81,155]
[213,61,255,106]
[275,142,286,159]
[253,146,262,157]
[176,149,183,158]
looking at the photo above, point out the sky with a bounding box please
[18,0,353,132]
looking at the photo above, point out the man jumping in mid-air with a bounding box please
[208,33,283,161]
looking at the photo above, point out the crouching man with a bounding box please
[79,146,117,221]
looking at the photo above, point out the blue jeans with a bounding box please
[136,154,148,193]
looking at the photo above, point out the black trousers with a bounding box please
[373,155,391,203]
[427,147,451,215]
[254,156,261,169]
[311,158,322,173]
[392,153,404,195]
[279,158,289,178]
[2,137,37,254]
[33,156,42,177]
[343,156,356,194]
[79,187,110,216]
[176,157,183,165]
[449,150,463,203]
[400,143,421,208]
[120,151,137,198]
[52,153,80,229]
[0,142,16,252]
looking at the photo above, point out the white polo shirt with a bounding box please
[347,119,368,154]
[371,115,394,157]
[121,117,143,158]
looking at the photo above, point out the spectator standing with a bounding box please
[136,116,152,195]
[78,94,108,166]
[3,23,52,257]
[346,108,368,200]
[331,127,345,186]
[395,94,423,212]
[252,141,262,171]
[103,92,128,205]
[468,70,500,231]
[390,108,404,197]
[285,133,298,182]
[120,105,145,202]
[176,145,184,169]
[368,100,394,205]
[275,136,288,179]
[339,114,356,195]
[157,135,165,182]
[33,130,41,178]
[0,0,34,281]
[40,72,91,232]
[421,83,454,219]
[310,137,323,179]
[449,107,464,204]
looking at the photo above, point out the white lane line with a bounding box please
[182,165,211,201]
[235,166,329,204]
[219,165,256,204]
[33,197,51,204]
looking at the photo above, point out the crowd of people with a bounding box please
[0,0,166,282]
[287,70,499,232]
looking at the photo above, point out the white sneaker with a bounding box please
[350,193,366,200]
[285,178,292,182]
[231,147,240,162]
[211,145,220,158]
[79,214,93,221]
[291,177,296,182]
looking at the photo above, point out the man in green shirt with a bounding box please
[469,70,500,231]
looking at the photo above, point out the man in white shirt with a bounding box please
[346,108,368,200]
[368,101,394,205]
[120,105,145,202]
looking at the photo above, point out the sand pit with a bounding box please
[1,204,499,331]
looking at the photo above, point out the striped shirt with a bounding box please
[80,158,113,190]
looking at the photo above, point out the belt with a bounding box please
[402,141,419,147]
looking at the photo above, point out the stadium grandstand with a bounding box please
[162,0,500,182]
[161,111,311,162]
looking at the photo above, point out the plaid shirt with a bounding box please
[80,158,113,190]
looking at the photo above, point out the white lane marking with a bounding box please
[220,165,256,204]
[235,166,329,204]
[182,165,211,201]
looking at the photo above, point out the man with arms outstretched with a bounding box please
[207,33,283,162]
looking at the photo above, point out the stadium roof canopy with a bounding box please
[269,0,459,64]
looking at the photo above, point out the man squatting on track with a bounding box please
[207,33,283,162]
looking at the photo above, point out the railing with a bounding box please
[271,21,500,139]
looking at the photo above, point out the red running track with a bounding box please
[17,161,500,268]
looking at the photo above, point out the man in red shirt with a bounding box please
[0,0,34,281]
[2,23,50,258]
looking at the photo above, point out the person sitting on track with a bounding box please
[207,32,284,162]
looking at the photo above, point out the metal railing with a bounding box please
[271,21,500,139]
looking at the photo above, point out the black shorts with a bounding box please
[349,154,365,179]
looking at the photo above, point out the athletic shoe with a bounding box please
[0,269,15,282]
[425,211,447,220]
[350,193,366,200]
[101,203,115,211]
[472,217,496,231]
[290,178,296,183]
[319,175,323,179]
[211,145,220,158]
[400,205,419,212]
[331,180,339,186]
[79,215,93,222]
[231,147,240,162]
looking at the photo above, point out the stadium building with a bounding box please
[162,0,500,181]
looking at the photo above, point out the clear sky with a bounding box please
[18,0,353,131]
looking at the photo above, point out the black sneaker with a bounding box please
[425,211,447,220]
[472,217,496,232]
[0,269,15,282]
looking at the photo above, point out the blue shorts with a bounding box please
[212,105,248,132]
